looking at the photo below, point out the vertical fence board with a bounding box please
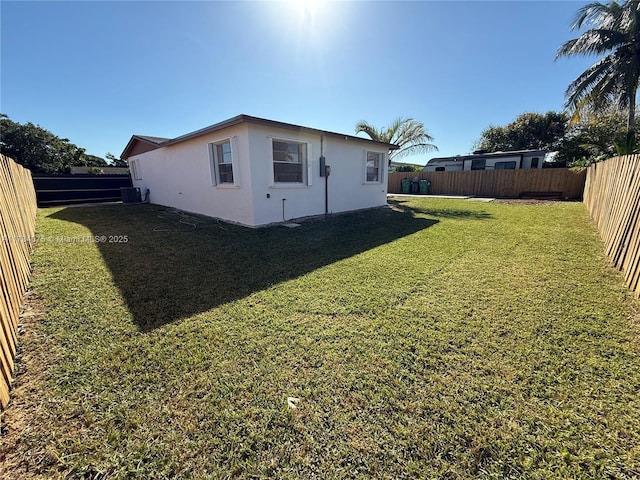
[584,155,640,297]
[0,154,37,409]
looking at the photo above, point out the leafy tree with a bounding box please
[106,152,128,168]
[355,117,438,164]
[85,154,108,167]
[554,106,628,166]
[474,112,569,152]
[394,164,423,172]
[557,1,640,130]
[0,114,105,173]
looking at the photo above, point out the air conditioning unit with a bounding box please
[121,187,141,203]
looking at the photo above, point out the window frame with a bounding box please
[270,138,309,186]
[494,161,516,170]
[209,137,237,186]
[130,160,142,180]
[531,157,540,168]
[364,150,385,184]
[470,159,486,171]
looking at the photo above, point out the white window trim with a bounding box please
[363,150,385,184]
[209,136,238,187]
[269,137,312,187]
[130,160,142,180]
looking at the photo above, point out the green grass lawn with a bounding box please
[2,197,639,479]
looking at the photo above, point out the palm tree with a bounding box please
[557,1,640,129]
[355,117,437,163]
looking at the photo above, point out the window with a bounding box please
[209,139,235,185]
[435,166,445,172]
[471,159,486,170]
[531,157,539,168]
[366,151,383,182]
[130,160,142,180]
[495,161,516,170]
[273,140,306,183]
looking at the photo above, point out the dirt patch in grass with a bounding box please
[494,198,559,206]
[0,290,58,477]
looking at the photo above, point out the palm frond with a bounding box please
[565,55,617,103]
[384,117,409,144]
[556,29,626,58]
[561,0,640,127]
[390,143,439,160]
[354,121,383,142]
[355,117,437,160]
[572,2,617,30]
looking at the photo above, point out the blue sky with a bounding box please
[1,1,594,165]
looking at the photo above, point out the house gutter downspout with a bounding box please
[321,135,328,219]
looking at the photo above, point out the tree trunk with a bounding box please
[628,80,637,130]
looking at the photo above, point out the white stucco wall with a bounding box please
[128,123,257,225]
[128,123,389,227]
[245,125,388,226]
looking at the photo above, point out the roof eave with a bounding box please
[238,115,400,150]
[161,115,247,147]
[123,115,400,158]
[161,114,400,150]
[121,135,167,160]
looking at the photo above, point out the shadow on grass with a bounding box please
[389,199,493,220]
[50,204,437,331]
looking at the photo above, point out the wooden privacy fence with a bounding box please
[33,174,132,206]
[388,168,587,199]
[0,154,37,408]
[584,155,640,297]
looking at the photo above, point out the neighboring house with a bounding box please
[121,115,398,227]
[424,149,546,172]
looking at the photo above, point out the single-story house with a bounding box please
[121,115,398,227]
[423,149,546,172]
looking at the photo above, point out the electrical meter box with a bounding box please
[320,156,330,177]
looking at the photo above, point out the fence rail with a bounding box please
[584,155,640,297]
[388,168,586,199]
[0,154,37,408]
